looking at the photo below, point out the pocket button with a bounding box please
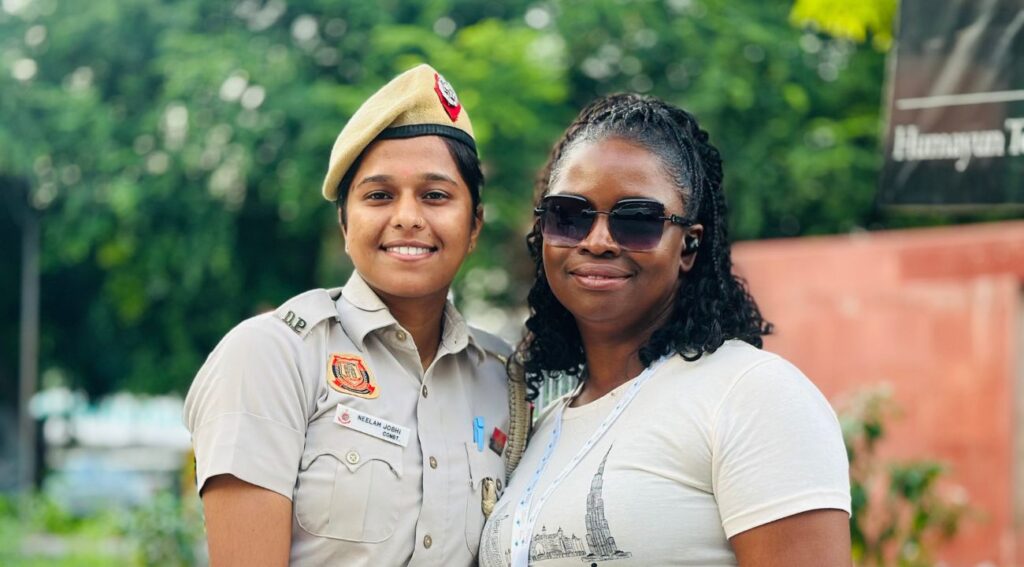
[345,450,360,465]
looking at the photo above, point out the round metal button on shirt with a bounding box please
[421,384,428,398]
[423,534,433,549]
[396,329,407,342]
[429,456,438,469]
[345,451,360,465]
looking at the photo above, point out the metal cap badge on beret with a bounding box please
[321,63,477,201]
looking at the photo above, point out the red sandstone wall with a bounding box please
[732,221,1024,567]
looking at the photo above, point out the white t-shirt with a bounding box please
[479,341,850,567]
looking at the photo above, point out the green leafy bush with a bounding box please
[125,491,205,567]
[0,490,203,567]
[0,492,127,566]
[841,387,968,566]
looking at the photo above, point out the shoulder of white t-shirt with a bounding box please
[663,339,784,376]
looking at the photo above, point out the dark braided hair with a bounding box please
[517,93,772,401]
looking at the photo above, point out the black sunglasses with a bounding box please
[534,194,693,251]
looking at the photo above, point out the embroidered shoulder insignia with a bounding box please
[273,288,341,339]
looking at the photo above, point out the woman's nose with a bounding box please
[392,194,425,229]
[577,214,620,256]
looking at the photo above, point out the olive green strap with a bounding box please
[505,355,531,482]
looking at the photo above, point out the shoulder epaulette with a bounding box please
[469,327,512,365]
[273,288,342,339]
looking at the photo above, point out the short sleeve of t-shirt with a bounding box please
[711,357,851,537]
[183,317,312,499]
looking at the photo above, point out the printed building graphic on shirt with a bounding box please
[529,445,632,564]
[582,446,631,562]
[531,525,586,560]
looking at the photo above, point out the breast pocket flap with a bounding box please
[303,434,404,478]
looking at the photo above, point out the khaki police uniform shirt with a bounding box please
[183,271,511,566]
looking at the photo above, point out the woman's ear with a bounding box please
[679,224,704,273]
[338,207,349,252]
[469,205,484,251]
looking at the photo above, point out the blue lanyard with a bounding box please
[508,356,669,567]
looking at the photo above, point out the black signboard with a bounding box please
[879,0,1024,207]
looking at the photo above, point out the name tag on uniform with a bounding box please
[333,403,410,447]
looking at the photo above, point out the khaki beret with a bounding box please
[321,63,477,201]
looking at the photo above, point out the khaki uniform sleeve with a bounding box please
[183,316,314,499]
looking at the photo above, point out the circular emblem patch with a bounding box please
[328,354,379,399]
[436,75,459,106]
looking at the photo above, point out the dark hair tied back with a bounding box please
[516,93,772,401]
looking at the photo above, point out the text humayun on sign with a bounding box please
[892,118,1024,171]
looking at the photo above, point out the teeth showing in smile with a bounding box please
[388,246,433,256]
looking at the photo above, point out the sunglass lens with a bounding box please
[610,203,665,250]
[542,197,592,246]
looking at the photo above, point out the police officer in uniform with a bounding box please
[184,64,529,566]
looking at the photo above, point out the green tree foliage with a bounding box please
[0,0,987,396]
[1,0,563,395]
[548,0,889,239]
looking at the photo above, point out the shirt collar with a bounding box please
[337,271,485,362]
[336,271,395,349]
[441,299,486,363]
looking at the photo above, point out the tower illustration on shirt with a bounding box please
[529,445,631,564]
[582,446,631,562]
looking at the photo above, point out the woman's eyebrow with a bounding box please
[421,172,457,184]
[356,174,392,187]
[356,173,457,186]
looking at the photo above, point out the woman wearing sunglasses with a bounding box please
[479,94,851,566]
[184,64,529,566]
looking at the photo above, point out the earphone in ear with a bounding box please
[684,235,700,253]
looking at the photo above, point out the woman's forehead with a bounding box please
[553,137,685,209]
[353,136,461,183]
[359,136,454,168]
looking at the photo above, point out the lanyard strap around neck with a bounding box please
[508,356,669,567]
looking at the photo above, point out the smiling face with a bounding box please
[542,137,702,337]
[342,136,482,305]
